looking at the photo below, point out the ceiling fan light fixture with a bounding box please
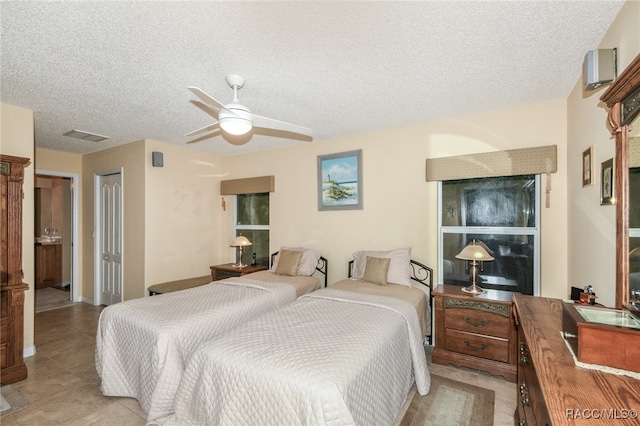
[219,116,252,135]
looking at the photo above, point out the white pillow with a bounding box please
[352,247,412,287]
[271,247,321,276]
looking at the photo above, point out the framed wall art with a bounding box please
[582,146,594,187]
[600,157,615,205]
[317,149,363,211]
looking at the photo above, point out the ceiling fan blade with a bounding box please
[188,87,225,111]
[186,130,222,144]
[190,100,220,119]
[185,121,220,137]
[250,113,313,138]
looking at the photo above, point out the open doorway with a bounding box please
[34,171,79,312]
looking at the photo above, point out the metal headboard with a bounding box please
[348,258,434,344]
[270,251,329,288]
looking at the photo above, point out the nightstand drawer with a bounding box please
[210,264,267,281]
[214,269,240,280]
[444,308,509,338]
[445,329,509,362]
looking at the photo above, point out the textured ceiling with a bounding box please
[1,1,625,157]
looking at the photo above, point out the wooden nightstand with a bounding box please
[210,263,267,281]
[432,284,517,382]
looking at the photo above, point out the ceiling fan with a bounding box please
[186,74,313,142]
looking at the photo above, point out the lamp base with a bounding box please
[461,284,486,294]
[232,262,247,268]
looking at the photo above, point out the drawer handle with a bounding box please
[463,339,487,352]
[464,317,488,328]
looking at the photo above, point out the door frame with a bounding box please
[93,168,124,306]
[35,169,80,303]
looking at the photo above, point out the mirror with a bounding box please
[630,135,639,304]
[601,53,640,311]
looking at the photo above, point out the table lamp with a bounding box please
[230,236,252,268]
[455,239,495,294]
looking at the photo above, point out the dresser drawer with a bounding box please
[444,297,510,338]
[445,329,509,362]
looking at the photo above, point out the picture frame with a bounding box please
[600,157,615,205]
[317,149,363,211]
[582,146,594,187]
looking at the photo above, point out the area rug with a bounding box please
[0,385,30,416]
[398,374,495,426]
[35,287,74,313]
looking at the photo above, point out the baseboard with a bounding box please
[80,296,95,305]
[23,345,36,358]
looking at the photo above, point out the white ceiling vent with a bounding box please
[63,129,109,142]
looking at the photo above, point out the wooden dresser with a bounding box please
[1,155,30,384]
[514,294,640,425]
[432,284,517,382]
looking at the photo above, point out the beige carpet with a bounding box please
[398,374,495,426]
[35,287,74,313]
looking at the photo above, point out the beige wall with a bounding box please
[567,0,640,308]
[144,139,222,286]
[1,103,36,353]
[221,100,569,294]
[83,140,147,301]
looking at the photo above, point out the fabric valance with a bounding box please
[425,145,557,182]
[220,175,275,195]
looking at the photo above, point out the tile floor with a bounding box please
[1,302,516,425]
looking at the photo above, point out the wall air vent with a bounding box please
[63,129,109,142]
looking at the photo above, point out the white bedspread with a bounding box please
[164,288,430,426]
[96,277,296,424]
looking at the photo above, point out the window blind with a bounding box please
[425,145,557,182]
[220,175,275,195]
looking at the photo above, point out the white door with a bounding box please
[98,173,123,305]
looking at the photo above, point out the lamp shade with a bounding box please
[455,241,495,261]
[230,236,252,247]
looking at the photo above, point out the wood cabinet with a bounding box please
[1,155,30,384]
[35,243,62,289]
[210,263,267,281]
[514,294,640,425]
[432,284,517,382]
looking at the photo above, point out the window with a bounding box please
[439,175,540,295]
[235,193,269,266]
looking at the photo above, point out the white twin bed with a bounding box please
[96,247,434,425]
[96,249,327,423]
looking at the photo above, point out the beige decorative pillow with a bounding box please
[352,247,412,286]
[274,249,303,276]
[363,256,391,286]
[270,247,321,276]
